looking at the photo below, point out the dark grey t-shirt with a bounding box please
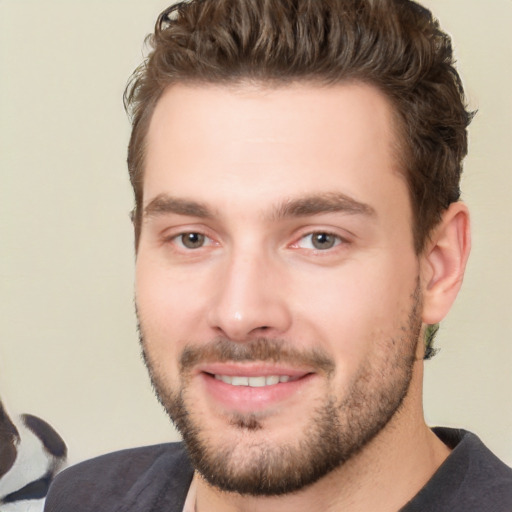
[400,427,512,511]
[44,428,512,512]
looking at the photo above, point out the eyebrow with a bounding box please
[143,192,376,221]
[144,194,214,219]
[270,192,376,220]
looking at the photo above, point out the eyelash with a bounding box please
[169,232,217,250]
[165,230,348,254]
[292,231,347,252]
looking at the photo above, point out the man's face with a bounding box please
[136,83,424,495]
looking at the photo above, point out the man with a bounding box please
[45,0,512,510]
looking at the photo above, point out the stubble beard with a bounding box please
[138,285,422,496]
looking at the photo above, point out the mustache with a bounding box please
[179,337,335,376]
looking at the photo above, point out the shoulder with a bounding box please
[437,428,512,494]
[44,442,193,512]
[403,428,512,512]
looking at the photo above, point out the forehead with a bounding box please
[143,82,408,220]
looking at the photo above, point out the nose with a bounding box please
[207,249,292,341]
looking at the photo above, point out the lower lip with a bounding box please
[200,372,315,413]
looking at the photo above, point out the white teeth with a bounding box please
[231,376,249,386]
[248,376,266,387]
[214,375,291,387]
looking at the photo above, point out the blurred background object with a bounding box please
[0,399,67,512]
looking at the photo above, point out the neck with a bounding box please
[194,361,450,512]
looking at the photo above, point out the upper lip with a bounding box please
[196,362,314,378]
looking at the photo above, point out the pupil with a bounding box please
[313,233,335,249]
[183,233,205,248]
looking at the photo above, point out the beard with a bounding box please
[138,284,422,496]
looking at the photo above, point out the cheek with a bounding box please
[291,255,418,358]
[135,257,199,367]
[136,253,203,324]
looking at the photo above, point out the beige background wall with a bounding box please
[0,0,510,466]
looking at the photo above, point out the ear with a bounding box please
[420,202,471,325]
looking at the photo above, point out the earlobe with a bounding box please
[421,202,471,325]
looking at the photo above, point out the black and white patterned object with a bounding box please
[0,401,67,512]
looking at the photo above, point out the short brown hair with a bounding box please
[125,0,474,253]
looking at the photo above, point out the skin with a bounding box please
[135,82,470,512]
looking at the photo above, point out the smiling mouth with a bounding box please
[212,374,302,387]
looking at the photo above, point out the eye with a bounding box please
[296,232,342,250]
[175,232,209,249]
